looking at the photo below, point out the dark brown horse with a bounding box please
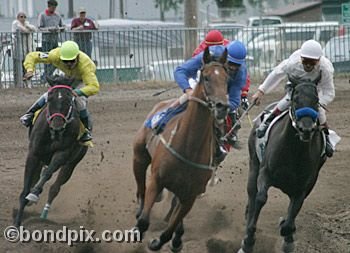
[238,81,327,253]
[14,76,88,227]
[132,47,229,252]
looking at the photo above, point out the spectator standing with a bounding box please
[71,7,97,58]
[11,11,36,85]
[37,0,65,80]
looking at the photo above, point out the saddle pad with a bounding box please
[255,110,288,162]
[144,103,187,130]
[33,108,44,125]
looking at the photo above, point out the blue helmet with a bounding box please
[227,40,246,65]
[208,45,226,59]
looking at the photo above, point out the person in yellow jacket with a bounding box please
[20,40,99,142]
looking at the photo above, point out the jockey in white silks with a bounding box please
[252,39,335,157]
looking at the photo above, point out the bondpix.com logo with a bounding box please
[3,225,141,246]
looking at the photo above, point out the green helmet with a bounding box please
[60,41,79,61]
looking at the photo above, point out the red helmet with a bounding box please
[205,30,224,45]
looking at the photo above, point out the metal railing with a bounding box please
[1,25,349,88]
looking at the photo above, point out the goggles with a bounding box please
[301,57,319,66]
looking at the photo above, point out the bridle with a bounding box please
[290,82,319,141]
[46,85,75,130]
[192,61,230,123]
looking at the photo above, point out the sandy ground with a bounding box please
[0,79,349,253]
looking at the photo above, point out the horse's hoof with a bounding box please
[25,193,39,203]
[208,175,220,187]
[237,249,246,253]
[279,216,286,225]
[135,208,142,219]
[148,238,162,251]
[197,193,206,199]
[169,240,183,252]
[130,227,143,240]
[282,241,295,253]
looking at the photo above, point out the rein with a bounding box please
[157,94,217,171]
[159,134,215,170]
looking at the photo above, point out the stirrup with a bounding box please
[80,131,92,142]
[325,142,334,158]
[256,123,268,138]
[214,146,227,166]
[226,133,238,146]
[20,113,34,127]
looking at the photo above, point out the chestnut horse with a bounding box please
[238,80,327,253]
[132,47,229,251]
[14,76,88,227]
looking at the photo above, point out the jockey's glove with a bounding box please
[23,71,34,80]
[74,89,85,97]
[241,97,249,111]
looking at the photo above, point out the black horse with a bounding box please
[14,76,88,227]
[238,80,327,253]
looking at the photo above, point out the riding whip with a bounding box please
[152,86,178,96]
[224,100,256,139]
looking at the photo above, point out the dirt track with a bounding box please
[0,80,349,253]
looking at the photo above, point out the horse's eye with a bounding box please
[204,76,210,82]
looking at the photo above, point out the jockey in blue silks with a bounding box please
[173,41,247,165]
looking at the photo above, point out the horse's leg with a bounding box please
[134,176,162,239]
[239,168,270,253]
[41,148,87,219]
[14,155,41,227]
[26,153,66,202]
[133,146,151,219]
[148,196,196,251]
[245,158,260,221]
[169,221,185,253]
[164,194,177,222]
[40,165,75,219]
[279,194,306,253]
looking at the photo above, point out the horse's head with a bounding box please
[46,75,76,139]
[197,46,229,123]
[290,78,319,142]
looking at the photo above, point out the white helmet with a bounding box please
[300,40,323,60]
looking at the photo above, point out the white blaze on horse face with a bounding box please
[58,91,62,99]
[214,69,220,76]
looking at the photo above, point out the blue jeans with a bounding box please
[75,39,92,58]
[41,40,58,81]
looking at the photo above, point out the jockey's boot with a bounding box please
[321,124,334,158]
[80,116,93,142]
[213,125,228,166]
[256,109,281,138]
[226,111,241,149]
[214,144,227,166]
[20,101,43,127]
